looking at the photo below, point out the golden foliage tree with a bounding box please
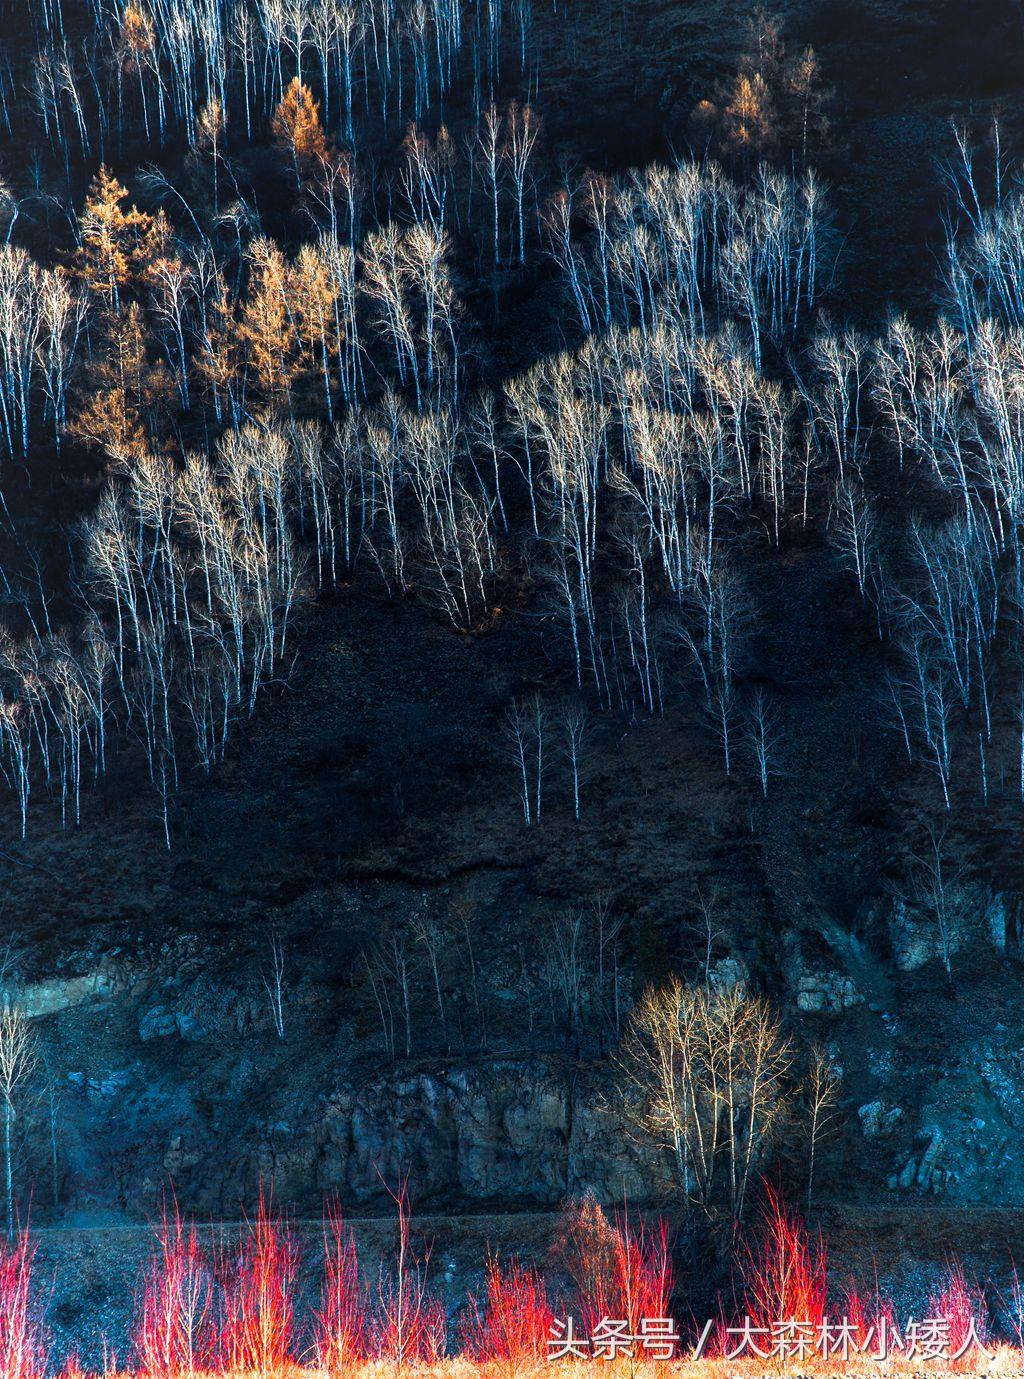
[236,237,341,414]
[74,166,161,308]
[723,71,778,159]
[272,79,328,177]
[292,242,342,413]
[690,7,830,164]
[72,170,176,453]
[73,302,171,456]
[120,3,155,58]
[238,237,297,406]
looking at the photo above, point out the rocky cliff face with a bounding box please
[7,875,1024,1223]
[316,1063,660,1204]
[6,917,663,1218]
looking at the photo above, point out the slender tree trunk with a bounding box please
[5,1100,12,1240]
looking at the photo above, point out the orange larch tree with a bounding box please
[75,166,161,310]
[272,79,329,181]
[237,237,300,410]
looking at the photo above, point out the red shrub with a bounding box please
[611,1212,673,1335]
[0,1231,46,1379]
[841,1271,898,1355]
[133,1198,214,1377]
[217,1185,299,1377]
[463,1253,553,1374]
[313,1201,366,1373]
[928,1258,989,1369]
[740,1186,827,1331]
